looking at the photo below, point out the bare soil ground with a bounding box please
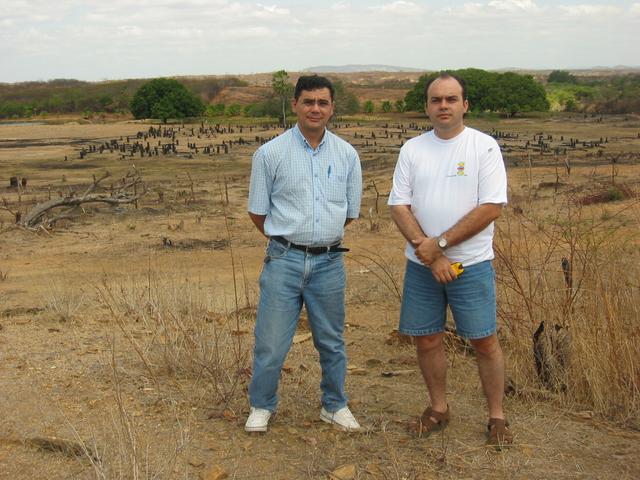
[1,113,639,479]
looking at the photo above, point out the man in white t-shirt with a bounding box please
[388,73,512,447]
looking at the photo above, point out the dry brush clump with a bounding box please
[65,345,194,480]
[42,281,89,322]
[96,270,253,411]
[73,270,255,477]
[494,196,639,424]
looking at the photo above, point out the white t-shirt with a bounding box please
[388,127,507,266]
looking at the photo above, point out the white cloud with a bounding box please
[255,4,290,16]
[224,26,275,39]
[558,4,622,16]
[488,0,539,12]
[331,2,350,12]
[116,25,144,37]
[1,0,638,82]
[370,1,425,16]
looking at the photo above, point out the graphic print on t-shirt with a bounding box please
[446,161,466,177]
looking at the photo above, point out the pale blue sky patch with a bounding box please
[1,0,638,82]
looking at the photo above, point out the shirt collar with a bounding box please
[293,124,328,150]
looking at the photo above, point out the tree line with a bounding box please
[2,69,638,120]
[546,70,640,114]
[0,77,246,119]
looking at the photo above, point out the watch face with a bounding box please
[438,237,447,249]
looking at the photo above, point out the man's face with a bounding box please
[425,77,469,138]
[292,87,334,133]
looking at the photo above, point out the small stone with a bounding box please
[302,436,318,447]
[202,465,228,480]
[365,358,383,367]
[329,463,356,480]
[222,409,236,420]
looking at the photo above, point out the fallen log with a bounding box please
[19,170,146,228]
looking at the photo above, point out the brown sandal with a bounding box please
[411,406,450,438]
[486,418,513,449]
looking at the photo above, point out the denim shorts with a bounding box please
[399,259,497,340]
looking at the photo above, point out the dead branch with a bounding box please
[19,170,147,228]
[1,197,22,223]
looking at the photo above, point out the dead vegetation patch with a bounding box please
[157,237,229,250]
[0,115,639,479]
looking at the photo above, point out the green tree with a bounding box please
[225,103,241,116]
[331,78,359,115]
[98,94,114,111]
[272,70,293,127]
[363,100,374,114]
[548,70,577,84]
[206,103,226,117]
[381,100,392,113]
[404,72,438,111]
[394,99,406,113]
[244,101,281,118]
[454,68,500,112]
[490,72,549,116]
[130,78,204,122]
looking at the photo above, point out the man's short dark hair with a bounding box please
[424,72,467,103]
[295,75,335,101]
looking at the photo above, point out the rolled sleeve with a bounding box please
[346,149,362,219]
[248,149,272,215]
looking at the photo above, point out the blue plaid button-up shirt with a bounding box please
[248,124,362,246]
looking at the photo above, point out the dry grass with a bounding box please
[1,114,640,479]
[495,190,640,425]
[96,265,253,410]
[42,281,89,322]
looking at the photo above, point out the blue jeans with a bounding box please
[249,239,348,412]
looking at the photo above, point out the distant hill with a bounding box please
[304,64,424,73]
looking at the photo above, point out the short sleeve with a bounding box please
[387,146,412,205]
[248,148,272,215]
[478,140,508,205]
[346,148,362,218]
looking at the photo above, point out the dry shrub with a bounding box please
[577,183,635,205]
[96,270,252,409]
[76,344,193,480]
[346,249,403,306]
[42,282,88,321]
[494,197,639,424]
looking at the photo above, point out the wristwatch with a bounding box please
[437,235,448,250]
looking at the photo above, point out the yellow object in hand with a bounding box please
[451,262,464,276]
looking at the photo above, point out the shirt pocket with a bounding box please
[326,174,347,204]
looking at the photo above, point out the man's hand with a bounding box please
[411,237,443,266]
[248,212,267,237]
[430,255,458,284]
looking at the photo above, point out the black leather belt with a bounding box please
[271,236,349,254]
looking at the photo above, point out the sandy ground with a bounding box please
[1,115,639,479]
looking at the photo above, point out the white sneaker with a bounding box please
[245,407,272,432]
[320,406,362,432]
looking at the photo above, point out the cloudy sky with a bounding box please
[1,0,638,83]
